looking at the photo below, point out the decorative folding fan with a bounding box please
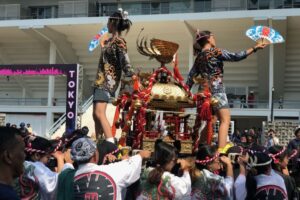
[246,26,284,44]
[88,26,109,52]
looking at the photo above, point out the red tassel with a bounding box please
[173,64,184,82]
[200,100,212,121]
[111,105,120,137]
[206,120,213,144]
[118,137,126,147]
[133,78,139,91]
[173,53,184,82]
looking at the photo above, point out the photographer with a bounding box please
[265,129,280,148]
[137,140,191,199]
[15,135,71,200]
[190,144,234,199]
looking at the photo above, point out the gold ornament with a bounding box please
[144,80,149,86]
[115,118,122,127]
[134,99,142,108]
[163,86,172,95]
[126,120,132,126]
[210,97,219,107]
[161,94,167,99]
[121,132,127,137]
[111,98,118,106]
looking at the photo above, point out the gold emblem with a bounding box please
[104,63,110,71]
[94,72,105,87]
[163,86,172,95]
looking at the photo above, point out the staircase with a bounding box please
[0,113,5,126]
[284,27,300,100]
[49,96,119,139]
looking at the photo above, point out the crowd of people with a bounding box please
[0,125,299,199]
[5,122,33,136]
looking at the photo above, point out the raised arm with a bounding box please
[220,43,267,62]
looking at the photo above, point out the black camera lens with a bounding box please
[47,156,58,168]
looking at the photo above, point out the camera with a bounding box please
[46,156,58,169]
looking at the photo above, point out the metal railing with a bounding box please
[0,98,66,106]
[228,99,300,109]
[48,95,94,136]
[48,112,66,137]
[1,0,300,21]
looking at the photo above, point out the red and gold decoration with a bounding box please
[112,33,215,153]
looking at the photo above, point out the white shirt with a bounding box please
[23,161,73,200]
[265,137,280,147]
[234,174,247,200]
[234,169,287,200]
[255,169,287,193]
[74,154,142,200]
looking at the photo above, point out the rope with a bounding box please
[25,147,46,154]
[195,152,220,165]
[102,148,120,164]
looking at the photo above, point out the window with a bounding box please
[151,2,169,14]
[58,1,88,17]
[273,0,284,8]
[100,3,117,16]
[247,0,258,10]
[161,2,170,14]
[151,2,160,14]
[0,4,20,20]
[122,3,143,15]
[282,0,293,8]
[141,3,150,14]
[258,0,270,9]
[30,6,56,19]
[293,0,300,7]
[194,0,212,12]
[247,0,270,10]
[170,1,192,13]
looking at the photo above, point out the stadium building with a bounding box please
[0,0,299,137]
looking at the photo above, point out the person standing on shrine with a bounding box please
[186,30,267,152]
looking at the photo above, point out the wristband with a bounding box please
[252,47,257,53]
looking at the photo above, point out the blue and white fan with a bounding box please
[88,26,109,52]
[246,26,284,44]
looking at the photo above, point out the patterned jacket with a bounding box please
[94,37,134,96]
[191,169,233,200]
[186,48,247,94]
[137,167,191,200]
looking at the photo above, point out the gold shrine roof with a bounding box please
[148,82,194,110]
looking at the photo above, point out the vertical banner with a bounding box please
[0,64,79,136]
[65,64,79,135]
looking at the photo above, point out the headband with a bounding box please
[25,147,46,154]
[109,8,128,20]
[195,152,219,165]
[102,148,120,164]
[24,135,47,155]
[195,29,210,41]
